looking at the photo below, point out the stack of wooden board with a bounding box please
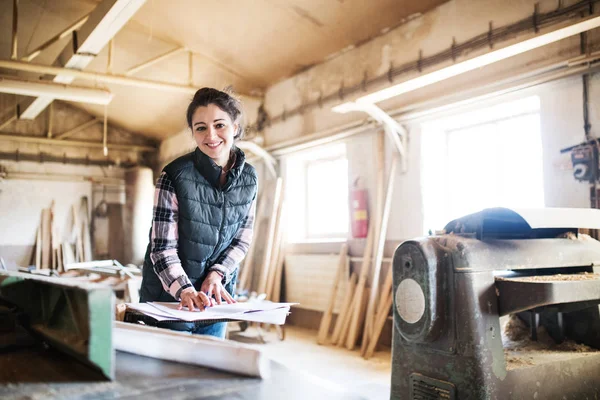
[29,196,93,273]
[315,130,398,359]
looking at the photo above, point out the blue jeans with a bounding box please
[155,320,228,338]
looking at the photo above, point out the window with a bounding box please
[421,96,545,234]
[285,143,349,242]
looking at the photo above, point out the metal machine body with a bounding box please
[0,271,114,379]
[391,208,600,399]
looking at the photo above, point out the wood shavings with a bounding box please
[497,272,600,282]
[501,315,598,370]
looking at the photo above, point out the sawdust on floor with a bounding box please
[228,324,391,400]
[502,315,598,370]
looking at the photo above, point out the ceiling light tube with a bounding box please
[334,15,600,111]
[0,77,113,105]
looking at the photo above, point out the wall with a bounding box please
[0,95,158,267]
[0,160,125,267]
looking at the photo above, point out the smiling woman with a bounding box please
[139,87,258,339]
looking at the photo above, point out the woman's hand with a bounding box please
[200,271,236,305]
[178,287,212,311]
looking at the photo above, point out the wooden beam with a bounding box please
[0,132,156,152]
[11,0,18,60]
[113,321,270,378]
[362,149,399,356]
[125,46,186,76]
[0,60,260,101]
[47,103,53,138]
[317,243,348,345]
[22,13,90,62]
[365,266,394,359]
[239,187,269,291]
[54,118,101,140]
[20,0,147,119]
[345,213,376,350]
[257,178,283,295]
[331,272,357,345]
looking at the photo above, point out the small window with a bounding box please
[285,144,349,242]
[421,96,545,234]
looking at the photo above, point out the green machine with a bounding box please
[0,271,114,379]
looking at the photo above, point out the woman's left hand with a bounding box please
[200,271,237,305]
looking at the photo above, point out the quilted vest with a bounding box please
[140,147,257,302]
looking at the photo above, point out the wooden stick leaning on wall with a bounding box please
[365,266,394,359]
[360,130,386,354]
[265,200,286,300]
[345,220,375,350]
[238,181,270,291]
[317,243,348,345]
[257,177,283,295]
[271,234,286,302]
[331,271,357,345]
[361,153,398,356]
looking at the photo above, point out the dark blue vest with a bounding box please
[140,147,257,302]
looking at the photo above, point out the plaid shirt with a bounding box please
[150,171,256,300]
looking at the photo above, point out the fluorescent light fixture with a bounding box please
[333,15,600,112]
[0,77,113,105]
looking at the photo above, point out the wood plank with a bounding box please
[239,184,270,291]
[362,154,398,356]
[41,208,52,269]
[365,292,393,359]
[332,272,357,346]
[80,197,93,262]
[272,236,286,303]
[35,227,41,270]
[361,130,385,351]
[257,178,283,295]
[114,321,270,378]
[107,203,125,263]
[266,200,285,300]
[365,267,394,359]
[317,243,348,345]
[345,219,375,350]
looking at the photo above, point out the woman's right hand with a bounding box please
[178,287,212,311]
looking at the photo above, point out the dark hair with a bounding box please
[186,87,244,140]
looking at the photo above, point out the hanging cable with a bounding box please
[103,105,108,156]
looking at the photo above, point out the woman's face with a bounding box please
[191,104,237,166]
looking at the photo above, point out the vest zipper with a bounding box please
[211,191,227,264]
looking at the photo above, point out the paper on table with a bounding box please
[125,301,296,325]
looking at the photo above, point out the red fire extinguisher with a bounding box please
[350,177,369,239]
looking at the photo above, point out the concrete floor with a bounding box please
[228,324,392,400]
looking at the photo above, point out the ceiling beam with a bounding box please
[0,105,20,131]
[0,60,261,101]
[125,46,186,76]
[0,132,156,152]
[0,77,113,105]
[11,0,18,60]
[20,0,147,120]
[54,118,101,140]
[22,13,90,63]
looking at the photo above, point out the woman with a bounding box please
[140,87,258,338]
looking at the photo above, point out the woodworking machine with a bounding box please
[391,208,600,400]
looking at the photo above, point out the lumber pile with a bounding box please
[316,131,398,359]
[29,196,93,274]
